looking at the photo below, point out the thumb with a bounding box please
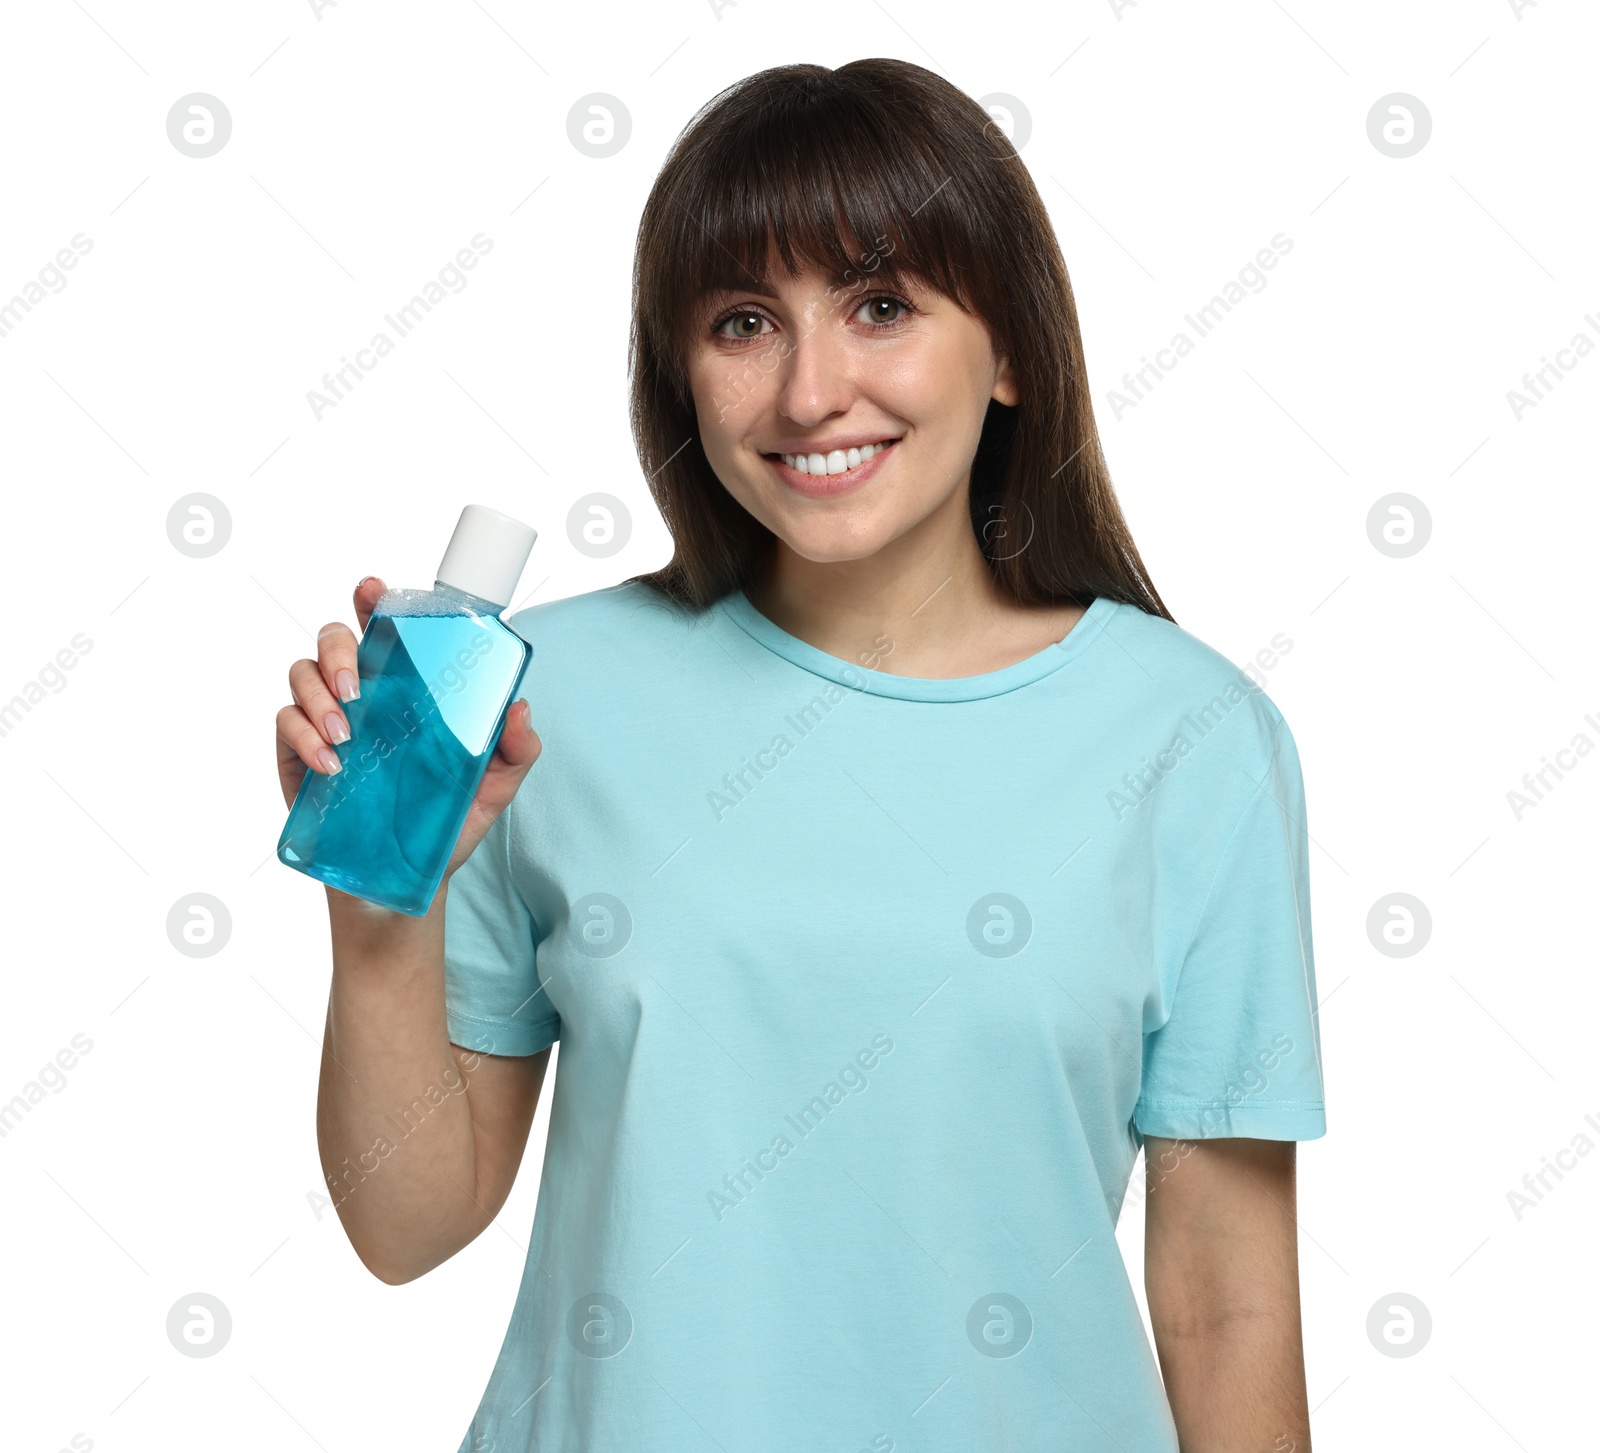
[353,576,387,634]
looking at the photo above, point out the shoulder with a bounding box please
[506,579,710,652]
[1094,600,1297,767]
[503,579,721,703]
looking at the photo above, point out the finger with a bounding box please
[289,656,352,751]
[475,702,540,815]
[493,698,540,767]
[353,576,386,635]
[276,702,343,778]
[314,620,362,709]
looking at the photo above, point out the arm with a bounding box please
[1143,1135,1311,1452]
[280,574,551,1286]
[316,887,550,1285]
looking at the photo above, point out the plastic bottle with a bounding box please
[277,504,537,915]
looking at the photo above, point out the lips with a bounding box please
[777,439,898,476]
[767,438,898,497]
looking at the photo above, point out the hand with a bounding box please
[275,576,542,882]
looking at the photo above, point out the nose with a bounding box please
[773,317,856,429]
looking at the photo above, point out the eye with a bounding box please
[714,309,773,340]
[710,291,921,344]
[855,294,911,326]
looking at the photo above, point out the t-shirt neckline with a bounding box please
[720,588,1120,702]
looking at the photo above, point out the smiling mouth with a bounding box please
[772,439,900,476]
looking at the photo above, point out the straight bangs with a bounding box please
[641,64,1015,389]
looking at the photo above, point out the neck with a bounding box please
[743,484,1030,678]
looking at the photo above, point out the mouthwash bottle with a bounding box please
[277,504,537,915]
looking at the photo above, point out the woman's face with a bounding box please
[686,260,1017,565]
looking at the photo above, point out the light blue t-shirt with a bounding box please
[443,580,1326,1452]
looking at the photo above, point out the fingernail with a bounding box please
[336,669,360,702]
[324,712,351,745]
[317,746,343,774]
[357,575,375,589]
[516,697,530,726]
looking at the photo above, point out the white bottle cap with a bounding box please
[435,504,537,610]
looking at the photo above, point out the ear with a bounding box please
[991,353,1019,407]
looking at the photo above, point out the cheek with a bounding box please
[687,371,778,519]
[918,354,997,484]
[690,353,778,446]
[694,340,780,408]
[870,342,989,441]
[690,409,732,474]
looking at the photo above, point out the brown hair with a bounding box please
[624,58,1173,623]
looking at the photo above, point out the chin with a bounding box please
[776,519,900,565]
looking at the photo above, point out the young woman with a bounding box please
[278,59,1325,1453]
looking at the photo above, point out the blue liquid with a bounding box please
[277,587,532,915]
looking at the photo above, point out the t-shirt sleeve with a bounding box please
[1134,712,1326,1142]
[442,801,561,1057]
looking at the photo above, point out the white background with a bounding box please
[2,1,1595,1449]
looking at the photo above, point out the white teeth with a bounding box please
[780,440,895,474]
